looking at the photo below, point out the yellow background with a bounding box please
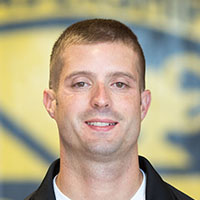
[0,0,200,199]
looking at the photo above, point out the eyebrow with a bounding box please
[106,72,137,82]
[64,71,96,81]
[64,70,136,82]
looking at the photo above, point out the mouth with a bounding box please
[85,119,118,131]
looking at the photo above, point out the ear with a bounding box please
[140,90,151,121]
[43,89,57,119]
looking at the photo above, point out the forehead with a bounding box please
[60,42,140,78]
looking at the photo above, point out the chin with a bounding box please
[83,141,124,160]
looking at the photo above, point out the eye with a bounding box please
[113,82,128,89]
[72,81,90,88]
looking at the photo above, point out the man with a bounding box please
[25,19,193,200]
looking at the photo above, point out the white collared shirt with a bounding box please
[53,169,146,200]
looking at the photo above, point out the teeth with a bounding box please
[87,122,116,126]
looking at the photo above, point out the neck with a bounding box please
[56,145,142,200]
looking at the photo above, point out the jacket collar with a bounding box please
[30,159,59,200]
[30,156,174,200]
[139,156,174,200]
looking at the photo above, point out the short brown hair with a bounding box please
[49,19,146,91]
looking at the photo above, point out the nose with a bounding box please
[90,84,111,109]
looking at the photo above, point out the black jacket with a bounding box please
[25,156,194,200]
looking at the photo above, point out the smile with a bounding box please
[86,122,117,126]
[85,119,118,131]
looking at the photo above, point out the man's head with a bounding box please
[44,19,151,161]
[49,19,146,91]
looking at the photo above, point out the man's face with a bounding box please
[44,42,151,160]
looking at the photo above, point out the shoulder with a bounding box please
[166,183,194,200]
[139,156,194,200]
[24,159,60,200]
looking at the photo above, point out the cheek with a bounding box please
[57,93,89,118]
[114,94,141,116]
